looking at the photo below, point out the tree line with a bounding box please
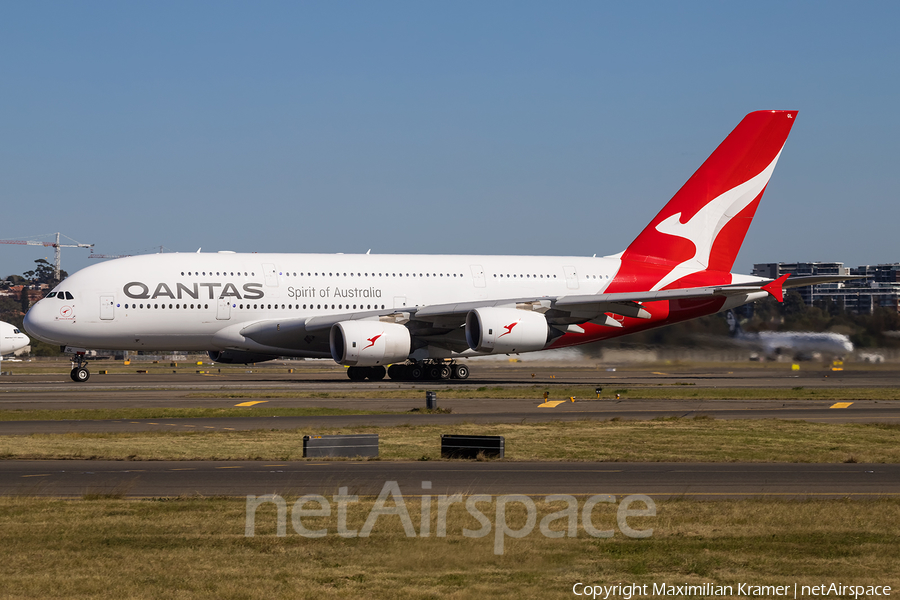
[1,259,68,355]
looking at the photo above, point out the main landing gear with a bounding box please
[346,361,470,382]
[70,353,90,382]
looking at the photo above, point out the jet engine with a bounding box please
[330,321,411,366]
[465,307,550,354]
[208,350,279,364]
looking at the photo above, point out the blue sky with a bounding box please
[2,2,898,279]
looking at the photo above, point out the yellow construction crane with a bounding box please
[0,232,93,281]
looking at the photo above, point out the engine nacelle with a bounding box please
[465,307,550,354]
[208,350,279,364]
[330,321,411,366]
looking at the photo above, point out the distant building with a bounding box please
[753,262,900,314]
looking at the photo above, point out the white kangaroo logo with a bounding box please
[651,149,783,291]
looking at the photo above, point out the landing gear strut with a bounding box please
[69,353,90,383]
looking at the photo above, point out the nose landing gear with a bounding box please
[69,352,90,382]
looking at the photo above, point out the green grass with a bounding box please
[3,419,899,463]
[0,496,897,599]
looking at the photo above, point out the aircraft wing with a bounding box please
[409,279,789,330]
[239,278,790,351]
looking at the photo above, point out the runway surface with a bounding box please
[1,362,899,434]
[3,460,898,499]
[0,396,898,435]
[2,362,898,499]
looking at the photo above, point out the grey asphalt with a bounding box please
[1,363,898,499]
[0,396,897,436]
[3,460,897,499]
[1,363,899,433]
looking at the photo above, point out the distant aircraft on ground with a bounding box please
[0,321,30,356]
[23,110,853,383]
[725,310,853,360]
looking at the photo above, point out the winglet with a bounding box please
[761,273,790,303]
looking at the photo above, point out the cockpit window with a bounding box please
[47,292,57,298]
[13,329,20,334]
[65,292,74,300]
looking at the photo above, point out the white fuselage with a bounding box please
[24,251,626,357]
[0,321,30,356]
[753,331,854,358]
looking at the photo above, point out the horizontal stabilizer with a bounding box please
[782,275,868,289]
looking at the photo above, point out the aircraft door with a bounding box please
[217,298,232,321]
[470,265,486,288]
[262,263,279,287]
[564,266,579,290]
[100,295,115,320]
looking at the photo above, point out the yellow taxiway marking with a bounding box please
[21,474,51,478]
[169,468,196,471]
[204,426,215,429]
[216,466,242,469]
[223,427,235,430]
[651,371,667,375]
[148,422,159,425]
[538,400,568,408]
[235,401,268,407]
[830,402,854,409]
[183,425,195,428]
[264,464,288,467]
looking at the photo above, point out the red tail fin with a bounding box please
[609,110,798,292]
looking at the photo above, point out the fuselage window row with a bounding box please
[121,303,387,311]
[178,270,470,279]
[181,272,254,277]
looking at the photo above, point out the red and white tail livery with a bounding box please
[25,110,831,383]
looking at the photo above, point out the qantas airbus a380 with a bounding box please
[25,111,838,383]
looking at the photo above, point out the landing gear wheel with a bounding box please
[71,367,90,383]
[452,364,469,380]
[437,365,452,380]
[387,364,404,380]
[367,366,386,381]
[408,365,424,380]
[347,366,367,381]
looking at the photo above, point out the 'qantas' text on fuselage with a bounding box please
[124,282,265,301]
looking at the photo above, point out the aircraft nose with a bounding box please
[23,300,67,345]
